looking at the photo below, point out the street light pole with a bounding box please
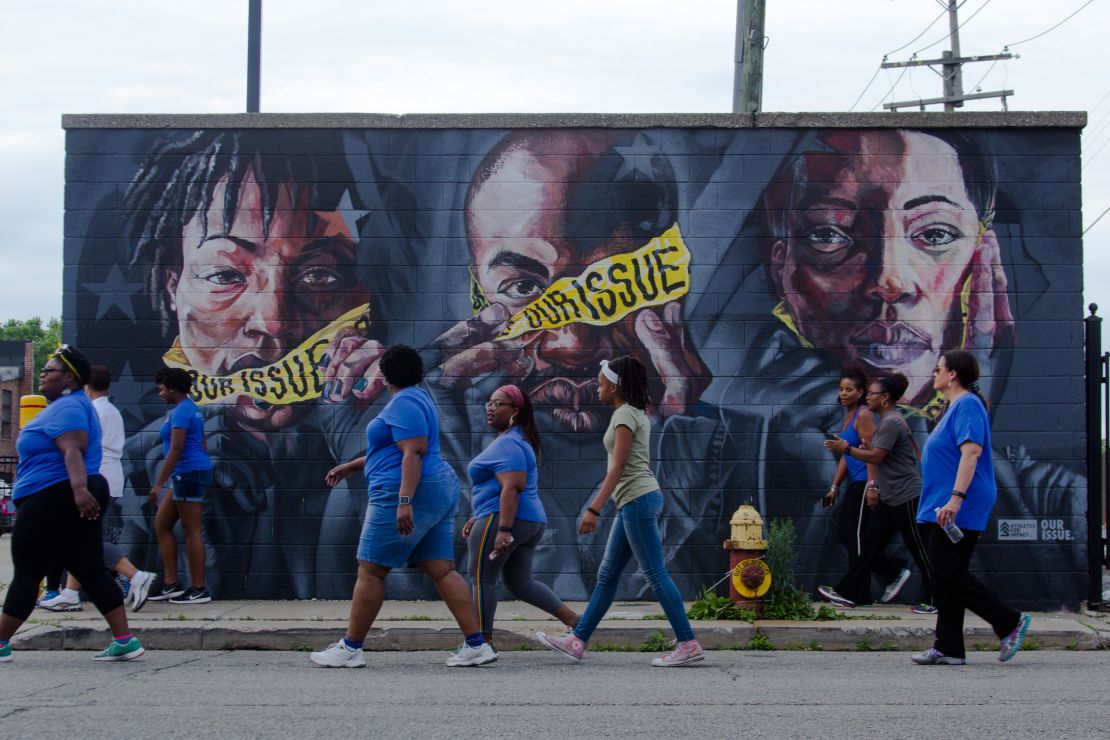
[247,0,262,113]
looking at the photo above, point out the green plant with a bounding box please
[748,631,775,651]
[687,587,756,622]
[1021,636,1040,651]
[1066,638,1080,651]
[814,604,849,621]
[291,640,313,652]
[645,613,667,620]
[761,518,817,621]
[641,630,673,652]
[592,643,635,652]
[973,641,991,651]
[855,636,873,652]
[878,641,896,652]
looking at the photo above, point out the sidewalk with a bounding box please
[4,549,1109,653]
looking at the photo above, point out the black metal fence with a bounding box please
[0,455,16,534]
[1084,305,1109,607]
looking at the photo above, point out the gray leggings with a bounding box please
[467,514,566,636]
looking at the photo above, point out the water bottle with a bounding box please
[935,507,964,543]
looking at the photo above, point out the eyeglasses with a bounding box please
[40,367,66,376]
[485,400,514,410]
[865,390,886,397]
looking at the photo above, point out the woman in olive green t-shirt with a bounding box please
[538,356,703,667]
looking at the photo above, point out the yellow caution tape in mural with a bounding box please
[162,303,372,406]
[497,224,691,341]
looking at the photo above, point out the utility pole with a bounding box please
[732,0,766,113]
[882,0,1013,112]
[246,0,262,113]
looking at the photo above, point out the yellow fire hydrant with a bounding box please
[722,504,771,615]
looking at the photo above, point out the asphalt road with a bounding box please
[2,649,1108,738]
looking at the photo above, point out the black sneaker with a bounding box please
[147,582,186,602]
[169,587,212,605]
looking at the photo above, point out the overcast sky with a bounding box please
[2,0,1107,331]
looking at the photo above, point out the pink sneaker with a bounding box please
[651,639,704,667]
[537,630,585,663]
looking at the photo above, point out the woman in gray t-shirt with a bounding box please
[538,356,702,668]
[820,373,935,610]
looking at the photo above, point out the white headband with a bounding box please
[600,359,620,385]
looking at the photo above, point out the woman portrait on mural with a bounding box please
[120,130,399,599]
[655,127,1086,606]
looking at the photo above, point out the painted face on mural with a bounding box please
[166,171,372,430]
[768,130,1008,403]
[463,132,709,432]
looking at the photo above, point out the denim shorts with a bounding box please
[357,472,460,568]
[171,468,214,503]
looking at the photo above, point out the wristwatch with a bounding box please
[399,495,412,505]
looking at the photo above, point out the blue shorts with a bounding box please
[357,472,460,568]
[171,469,213,503]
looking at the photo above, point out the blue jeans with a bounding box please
[574,490,695,643]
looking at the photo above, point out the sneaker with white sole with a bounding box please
[536,630,585,663]
[39,590,83,612]
[651,639,704,667]
[37,589,61,608]
[128,571,154,612]
[880,568,912,604]
[447,642,497,667]
[169,587,212,605]
[999,613,1031,662]
[911,603,938,615]
[910,647,965,665]
[94,637,146,662]
[147,582,186,602]
[817,585,856,608]
[310,641,367,668]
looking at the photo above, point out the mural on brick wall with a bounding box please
[67,125,1086,607]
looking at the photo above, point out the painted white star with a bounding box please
[81,264,143,321]
[614,133,662,181]
[337,189,370,240]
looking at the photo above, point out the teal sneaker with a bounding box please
[999,613,1031,662]
[94,637,145,662]
[0,642,11,663]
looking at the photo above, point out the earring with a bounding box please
[509,414,518,427]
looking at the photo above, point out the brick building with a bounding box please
[0,340,35,458]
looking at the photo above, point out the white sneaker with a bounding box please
[310,641,366,668]
[40,590,83,612]
[446,642,497,667]
[880,568,912,604]
[128,570,154,612]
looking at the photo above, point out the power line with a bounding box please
[1005,0,1096,48]
[1085,204,1110,237]
[847,2,961,112]
[913,0,992,56]
[873,65,910,112]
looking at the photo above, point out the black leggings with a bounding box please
[831,480,905,579]
[2,476,124,622]
[835,497,933,606]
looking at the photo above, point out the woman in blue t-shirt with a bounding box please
[462,384,578,645]
[146,367,214,605]
[0,346,144,663]
[911,350,1030,666]
[310,345,495,669]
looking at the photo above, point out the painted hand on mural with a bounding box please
[431,303,533,390]
[635,302,710,418]
[320,328,387,403]
[965,229,1016,350]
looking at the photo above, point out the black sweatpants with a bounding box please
[2,476,124,622]
[924,524,1020,659]
[831,480,905,580]
[836,497,933,606]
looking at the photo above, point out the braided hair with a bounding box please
[609,355,650,411]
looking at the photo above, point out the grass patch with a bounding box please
[641,630,673,652]
[379,615,435,621]
[855,636,873,652]
[687,587,757,622]
[878,641,897,652]
[1021,636,1040,651]
[748,631,775,651]
[1066,638,1080,651]
[973,641,992,652]
[846,614,901,621]
[291,640,313,652]
[814,604,849,621]
[592,643,636,652]
[645,613,667,620]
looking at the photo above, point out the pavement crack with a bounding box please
[144,649,233,674]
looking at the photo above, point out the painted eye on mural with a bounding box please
[195,267,247,286]
[801,226,854,253]
[497,277,546,301]
[296,266,344,289]
[911,224,962,250]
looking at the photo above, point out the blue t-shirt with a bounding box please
[838,407,868,482]
[918,393,996,531]
[160,398,212,474]
[13,390,102,500]
[363,387,453,500]
[467,427,546,523]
